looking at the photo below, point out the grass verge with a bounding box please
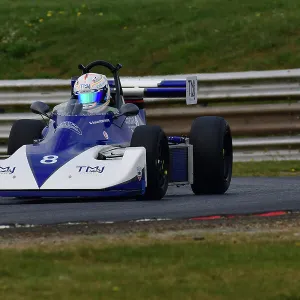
[233,160,300,177]
[1,231,300,299]
[1,0,300,79]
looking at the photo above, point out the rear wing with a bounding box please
[71,76,198,107]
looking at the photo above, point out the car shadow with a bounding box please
[0,196,136,205]
[0,190,237,205]
[0,195,175,205]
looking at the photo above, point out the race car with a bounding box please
[1,60,233,200]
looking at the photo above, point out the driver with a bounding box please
[73,73,117,114]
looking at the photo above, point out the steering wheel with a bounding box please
[77,60,123,109]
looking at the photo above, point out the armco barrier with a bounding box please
[0,103,299,138]
[1,68,300,156]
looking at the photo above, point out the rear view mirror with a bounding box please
[30,101,50,117]
[119,103,139,117]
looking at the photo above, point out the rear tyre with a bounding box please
[189,116,232,194]
[7,119,45,155]
[130,125,169,200]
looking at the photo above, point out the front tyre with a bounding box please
[130,125,169,200]
[7,119,45,155]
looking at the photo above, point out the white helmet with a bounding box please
[73,73,111,111]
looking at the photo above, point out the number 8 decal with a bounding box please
[40,155,59,164]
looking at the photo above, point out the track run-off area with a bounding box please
[0,177,299,226]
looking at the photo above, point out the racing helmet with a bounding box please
[73,73,111,111]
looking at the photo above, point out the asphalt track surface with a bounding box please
[0,177,300,225]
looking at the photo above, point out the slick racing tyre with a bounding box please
[189,116,232,194]
[130,125,169,200]
[7,119,45,155]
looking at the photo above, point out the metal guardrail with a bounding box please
[1,68,300,156]
[0,139,299,160]
[0,103,300,137]
[233,149,300,162]
[2,68,300,103]
[1,83,300,106]
[1,68,300,87]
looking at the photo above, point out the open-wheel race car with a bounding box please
[1,60,233,200]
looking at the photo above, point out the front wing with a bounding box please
[0,145,146,198]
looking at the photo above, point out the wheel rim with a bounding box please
[156,139,169,188]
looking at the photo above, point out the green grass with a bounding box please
[233,160,300,177]
[1,0,300,79]
[1,234,300,299]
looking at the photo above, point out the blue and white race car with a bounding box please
[1,60,233,200]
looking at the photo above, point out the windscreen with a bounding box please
[52,100,118,116]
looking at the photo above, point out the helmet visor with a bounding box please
[78,90,106,105]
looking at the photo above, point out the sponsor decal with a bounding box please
[75,89,98,95]
[76,166,105,173]
[137,166,142,181]
[40,155,59,164]
[80,83,91,89]
[89,119,110,125]
[103,131,109,140]
[92,76,99,83]
[57,121,82,135]
[125,116,139,126]
[91,81,105,89]
[0,166,16,174]
[125,116,140,132]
